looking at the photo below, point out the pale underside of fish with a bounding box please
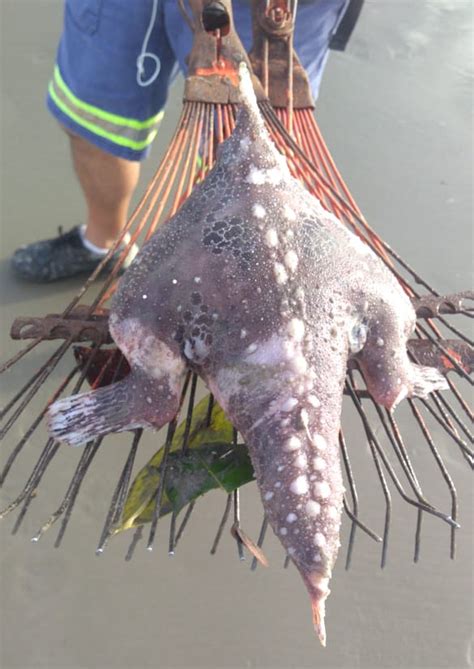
[48,64,447,646]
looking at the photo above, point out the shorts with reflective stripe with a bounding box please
[47,0,349,161]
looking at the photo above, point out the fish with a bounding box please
[48,63,447,645]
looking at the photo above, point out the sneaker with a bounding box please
[11,226,139,282]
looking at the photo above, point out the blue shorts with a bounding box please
[47,0,349,161]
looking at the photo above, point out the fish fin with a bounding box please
[411,363,449,400]
[48,379,141,446]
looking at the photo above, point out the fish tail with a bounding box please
[48,378,138,446]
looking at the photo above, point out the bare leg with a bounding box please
[68,133,141,249]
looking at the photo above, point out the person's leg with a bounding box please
[68,133,140,249]
[12,0,179,281]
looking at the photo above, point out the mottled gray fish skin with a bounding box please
[48,64,447,644]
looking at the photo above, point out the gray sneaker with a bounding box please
[11,226,138,282]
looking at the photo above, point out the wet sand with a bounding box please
[1,2,472,668]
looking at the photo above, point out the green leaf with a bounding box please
[115,395,254,534]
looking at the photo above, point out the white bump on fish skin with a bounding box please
[281,397,298,412]
[287,318,305,341]
[376,337,385,347]
[240,329,247,339]
[314,533,327,548]
[252,203,266,219]
[288,547,296,556]
[284,250,299,273]
[277,464,285,472]
[285,229,294,240]
[176,305,182,312]
[274,481,282,488]
[327,505,340,520]
[194,276,202,284]
[246,343,258,354]
[285,435,301,451]
[290,475,309,495]
[291,355,308,374]
[286,513,298,523]
[265,228,279,248]
[312,434,327,451]
[280,527,288,536]
[294,453,308,468]
[264,491,274,501]
[283,203,297,221]
[313,553,322,563]
[246,165,283,186]
[172,279,178,284]
[142,294,148,300]
[146,396,152,405]
[183,340,193,360]
[314,481,331,499]
[274,262,288,284]
[305,500,321,517]
[300,408,311,433]
[313,456,326,471]
[308,395,320,408]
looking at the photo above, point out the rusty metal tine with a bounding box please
[435,315,473,345]
[168,510,178,556]
[11,442,63,537]
[408,400,459,559]
[431,390,473,444]
[125,525,144,561]
[0,338,43,375]
[65,105,194,318]
[87,105,195,310]
[0,365,78,486]
[250,515,269,571]
[0,439,60,520]
[417,324,473,384]
[339,430,359,569]
[96,429,142,554]
[367,437,391,569]
[348,380,458,528]
[0,363,49,422]
[283,554,291,569]
[446,376,473,422]
[378,405,430,502]
[142,104,196,243]
[30,439,100,543]
[210,493,232,555]
[180,373,198,455]
[54,440,102,548]
[414,508,423,563]
[419,398,473,463]
[233,488,245,560]
[205,394,215,427]
[40,353,128,545]
[174,501,197,548]
[146,417,178,551]
[0,338,74,440]
[342,498,382,544]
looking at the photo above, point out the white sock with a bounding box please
[79,225,109,256]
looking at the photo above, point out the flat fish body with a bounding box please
[49,65,447,644]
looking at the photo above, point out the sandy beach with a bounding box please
[1,1,472,668]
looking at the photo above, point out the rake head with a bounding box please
[0,0,472,578]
